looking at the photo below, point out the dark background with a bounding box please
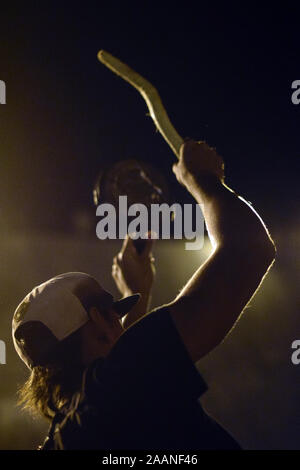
[0,2,299,449]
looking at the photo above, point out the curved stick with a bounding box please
[97,50,183,159]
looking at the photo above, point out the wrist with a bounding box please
[187,173,224,203]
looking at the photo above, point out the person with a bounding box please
[12,140,276,450]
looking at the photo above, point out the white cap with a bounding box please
[12,272,140,369]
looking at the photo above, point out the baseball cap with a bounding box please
[12,272,140,369]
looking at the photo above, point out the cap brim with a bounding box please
[113,294,141,318]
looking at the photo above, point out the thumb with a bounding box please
[172,162,178,175]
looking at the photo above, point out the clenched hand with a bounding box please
[112,235,156,298]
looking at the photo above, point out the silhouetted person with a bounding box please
[12,141,275,449]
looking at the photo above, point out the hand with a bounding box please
[172,140,225,196]
[112,235,156,298]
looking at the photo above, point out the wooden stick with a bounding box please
[97,50,183,158]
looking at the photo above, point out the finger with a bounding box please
[172,163,179,175]
[141,237,155,258]
[180,138,195,156]
[182,139,199,155]
[179,142,185,158]
[124,235,142,258]
[120,235,131,255]
[112,260,119,269]
[113,254,122,266]
[172,162,183,184]
[112,265,118,277]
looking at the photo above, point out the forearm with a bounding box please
[190,174,275,254]
[176,175,275,304]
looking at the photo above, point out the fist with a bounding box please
[172,140,224,190]
[112,235,156,297]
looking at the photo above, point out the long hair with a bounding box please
[18,328,85,421]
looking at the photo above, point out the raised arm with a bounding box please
[167,140,276,363]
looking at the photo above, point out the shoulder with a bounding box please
[87,305,208,403]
